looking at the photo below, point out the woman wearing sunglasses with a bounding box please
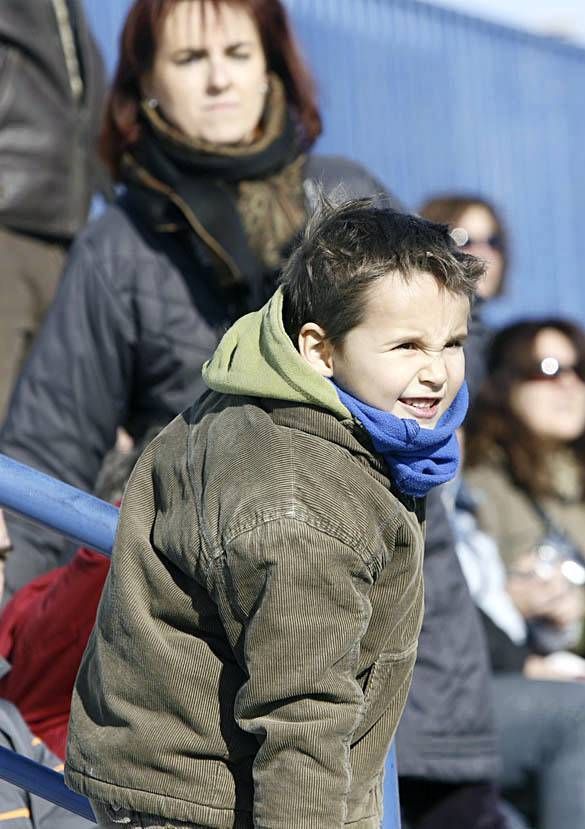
[465,319,585,594]
[461,319,585,828]
[419,194,508,302]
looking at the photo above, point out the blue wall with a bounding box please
[84,0,585,328]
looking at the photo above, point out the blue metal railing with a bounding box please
[0,454,117,557]
[384,742,401,827]
[0,452,401,827]
[0,747,96,822]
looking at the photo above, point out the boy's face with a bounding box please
[329,270,470,428]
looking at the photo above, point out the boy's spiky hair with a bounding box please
[280,193,484,346]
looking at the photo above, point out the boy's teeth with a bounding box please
[402,399,434,408]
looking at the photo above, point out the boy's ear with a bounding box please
[298,323,334,377]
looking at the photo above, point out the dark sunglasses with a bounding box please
[450,227,505,252]
[461,233,504,253]
[520,357,585,383]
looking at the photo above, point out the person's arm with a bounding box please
[217,518,373,828]
[0,236,135,597]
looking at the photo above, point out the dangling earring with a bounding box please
[145,97,159,110]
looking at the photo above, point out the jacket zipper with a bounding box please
[51,0,84,103]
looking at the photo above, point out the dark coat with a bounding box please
[0,155,392,596]
[0,0,106,238]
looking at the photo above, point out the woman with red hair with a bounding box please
[0,0,397,599]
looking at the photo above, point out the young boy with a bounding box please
[65,198,483,828]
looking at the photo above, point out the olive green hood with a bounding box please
[202,288,350,420]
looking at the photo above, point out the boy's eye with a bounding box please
[391,339,465,351]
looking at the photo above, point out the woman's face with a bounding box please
[510,328,585,443]
[145,1,268,145]
[456,204,504,300]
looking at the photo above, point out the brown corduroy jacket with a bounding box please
[65,292,425,828]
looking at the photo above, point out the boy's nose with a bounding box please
[419,355,447,388]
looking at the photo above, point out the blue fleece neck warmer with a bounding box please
[332,382,469,498]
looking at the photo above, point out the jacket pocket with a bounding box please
[354,645,417,743]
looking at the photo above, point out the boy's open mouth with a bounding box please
[398,397,442,420]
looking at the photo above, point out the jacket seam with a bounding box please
[377,640,419,663]
[80,239,135,332]
[219,512,383,577]
[185,424,219,578]
[65,765,252,813]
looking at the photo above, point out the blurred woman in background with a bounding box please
[0,0,395,598]
[419,194,508,302]
[461,318,585,828]
[465,319,585,605]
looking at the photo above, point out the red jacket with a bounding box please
[0,547,109,759]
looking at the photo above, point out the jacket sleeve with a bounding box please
[218,518,373,829]
[0,236,134,597]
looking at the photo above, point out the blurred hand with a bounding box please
[543,583,585,628]
[0,509,11,604]
[507,552,585,627]
[0,509,9,551]
[115,427,134,454]
[525,651,585,681]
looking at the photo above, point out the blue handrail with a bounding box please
[0,746,95,822]
[0,453,401,827]
[0,454,117,556]
[384,742,401,827]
